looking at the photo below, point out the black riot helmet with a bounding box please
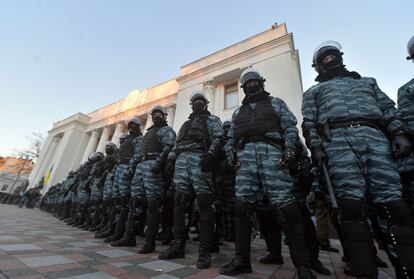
[407,35,414,61]
[151,105,167,125]
[239,68,265,96]
[105,142,117,155]
[88,151,104,163]
[119,133,129,145]
[312,40,344,74]
[127,117,141,136]
[190,91,208,113]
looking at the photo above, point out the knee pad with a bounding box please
[278,202,303,226]
[340,220,377,276]
[376,199,413,225]
[234,199,252,219]
[129,197,142,209]
[196,193,214,211]
[174,191,190,207]
[147,198,162,214]
[339,198,366,222]
[120,196,130,208]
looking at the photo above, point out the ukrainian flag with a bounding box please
[43,164,54,186]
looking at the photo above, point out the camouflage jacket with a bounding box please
[398,78,414,135]
[169,113,223,161]
[302,76,405,149]
[225,96,299,154]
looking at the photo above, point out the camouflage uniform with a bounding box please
[108,130,143,245]
[226,96,297,205]
[397,78,414,202]
[131,125,176,199]
[302,77,405,202]
[302,75,414,277]
[221,95,314,275]
[159,107,223,269]
[103,170,115,201]
[127,122,176,253]
[169,113,222,195]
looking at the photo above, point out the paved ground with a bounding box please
[0,204,396,279]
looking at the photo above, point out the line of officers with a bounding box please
[40,37,414,279]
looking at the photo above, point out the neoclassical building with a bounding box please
[28,24,303,193]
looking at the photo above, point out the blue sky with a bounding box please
[0,0,413,156]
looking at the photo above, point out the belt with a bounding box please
[237,135,282,149]
[119,158,130,164]
[328,120,380,130]
[143,154,159,161]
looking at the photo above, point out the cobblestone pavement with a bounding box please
[0,204,396,279]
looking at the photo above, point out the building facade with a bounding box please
[0,157,32,194]
[28,24,303,193]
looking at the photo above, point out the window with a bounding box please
[1,185,8,191]
[224,83,239,109]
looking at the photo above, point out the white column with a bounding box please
[203,80,217,114]
[166,105,176,127]
[81,130,100,162]
[111,123,126,146]
[30,137,59,188]
[144,113,153,133]
[28,136,53,186]
[96,127,112,153]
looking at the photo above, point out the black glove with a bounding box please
[280,149,297,174]
[313,190,325,200]
[124,167,134,178]
[199,153,215,172]
[164,159,175,178]
[392,134,412,159]
[151,160,163,173]
[311,146,327,168]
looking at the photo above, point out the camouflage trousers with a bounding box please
[103,172,114,201]
[77,189,90,203]
[174,151,213,196]
[323,126,402,203]
[235,142,294,206]
[90,181,103,201]
[215,173,234,211]
[131,159,165,199]
[63,193,71,202]
[397,153,414,202]
[112,163,130,198]
[70,192,77,203]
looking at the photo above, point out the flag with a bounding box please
[43,164,54,186]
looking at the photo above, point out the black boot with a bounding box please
[139,198,161,254]
[105,198,129,243]
[95,202,116,238]
[89,201,103,231]
[219,200,252,275]
[279,203,316,279]
[104,207,128,243]
[339,199,378,278]
[95,200,119,238]
[259,252,284,265]
[158,192,188,260]
[111,212,137,247]
[298,203,330,276]
[110,197,137,246]
[257,206,283,265]
[196,194,214,269]
[160,196,174,245]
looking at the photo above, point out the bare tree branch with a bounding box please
[12,132,46,163]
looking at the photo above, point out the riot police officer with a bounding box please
[219,68,315,279]
[302,40,414,279]
[158,92,223,269]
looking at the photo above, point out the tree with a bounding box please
[14,132,46,163]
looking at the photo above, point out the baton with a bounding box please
[321,162,338,209]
